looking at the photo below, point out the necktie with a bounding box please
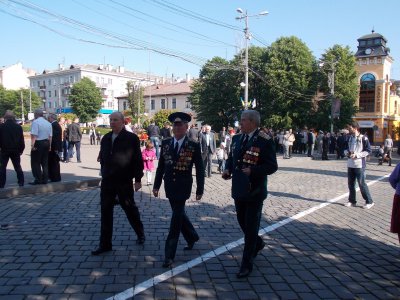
[242,134,249,149]
[174,141,179,156]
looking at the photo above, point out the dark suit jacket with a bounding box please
[225,129,278,201]
[154,137,204,201]
[200,132,216,159]
[51,121,62,152]
[67,123,82,142]
[0,119,25,154]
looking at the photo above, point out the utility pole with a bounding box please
[320,59,338,133]
[20,90,24,124]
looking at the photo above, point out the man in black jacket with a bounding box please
[147,121,161,159]
[48,114,62,182]
[0,111,25,188]
[66,118,82,163]
[92,112,145,255]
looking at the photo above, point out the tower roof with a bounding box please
[357,31,387,42]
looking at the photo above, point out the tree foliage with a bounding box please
[68,77,102,123]
[126,81,145,125]
[0,85,42,119]
[150,109,175,129]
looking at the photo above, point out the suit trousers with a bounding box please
[99,180,144,248]
[234,198,264,270]
[31,140,50,183]
[48,150,61,182]
[67,141,81,162]
[165,198,199,260]
[203,147,213,177]
[0,152,24,187]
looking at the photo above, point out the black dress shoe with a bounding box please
[254,241,266,257]
[28,181,41,185]
[184,237,199,250]
[236,267,252,278]
[162,258,173,268]
[91,247,112,255]
[136,235,145,244]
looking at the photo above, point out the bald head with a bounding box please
[109,112,125,134]
[3,110,15,121]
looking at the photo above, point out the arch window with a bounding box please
[359,73,375,112]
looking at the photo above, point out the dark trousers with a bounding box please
[90,134,95,145]
[234,198,264,270]
[99,180,144,249]
[31,140,50,183]
[348,167,373,205]
[165,198,199,260]
[0,152,24,187]
[203,148,213,177]
[67,141,81,162]
[62,140,68,161]
[48,151,61,182]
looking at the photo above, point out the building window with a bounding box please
[161,98,166,109]
[172,98,176,109]
[48,91,51,97]
[54,90,57,97]
[359,73,375,112]
[360,41,366,46]
[108,78,112,85]
[395,101,398,115]
[48,102,52,108]
[37,92,40,97]
[108,101,113,108]
[185,97,191,108]
[37,81,40,87]
[48,79,51,86]
[151,99,155,110]
[123,101,127,111]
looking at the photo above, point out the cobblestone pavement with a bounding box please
[1,153,400,300]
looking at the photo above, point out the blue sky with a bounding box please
[1,0,399,80]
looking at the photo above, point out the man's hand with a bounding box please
[222,170,231,180]
[241,167,251,176]
[195,194,202,201]
[134,181,142,191]
[153,189,159,197]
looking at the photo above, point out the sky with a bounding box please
[1,0,400,80]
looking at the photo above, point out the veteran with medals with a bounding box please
[153,112,205,268]
[222,110,278,278]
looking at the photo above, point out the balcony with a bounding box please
[39,85,46,90]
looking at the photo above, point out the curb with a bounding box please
[0,178,101,199]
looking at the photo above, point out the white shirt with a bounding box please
[173,136,185,153]
[31,117,52,140]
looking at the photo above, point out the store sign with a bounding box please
[358,121,375,128]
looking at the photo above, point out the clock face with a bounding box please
[365,48,372,55]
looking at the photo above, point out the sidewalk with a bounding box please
[0,151,399,299]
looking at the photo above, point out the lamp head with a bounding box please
[236,7,243,14]
[259,11,269,16]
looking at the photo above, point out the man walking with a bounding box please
[222,110,278,278]
[200,125,216,177]
[344,121,374,209]
[48,113,62,182]
[66,118,82,163]
[92,112,145,255]
[0,111,25,188]
[153,112,204,268]
[30,109,52,185]
[147,121,161,159]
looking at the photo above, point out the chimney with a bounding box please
[98,64,104,70]
[186,73,191,82]
[118,66,125,73]
[106,64,113,71]
[58,64,64,71]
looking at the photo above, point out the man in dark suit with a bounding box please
[222,110,278,278]
[0,111,25,188]
[153,112,204,268]
[66,118,82,163]
[92,112,145,255]
[200,125,216,177]
[48,113,62,182]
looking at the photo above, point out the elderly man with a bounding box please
[30,109,52,185]
[0,111,25,188]
[66,118,82,163]
[47,113,62,182]
[92,112,145,255]
[200,124,216,177]
[153,112,204,268]
[223,110,278,278]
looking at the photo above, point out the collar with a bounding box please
[244,128,257,140]
[173,136,186,147]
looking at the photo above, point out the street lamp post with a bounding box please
[236,8,268,108]
[320,59,339,133]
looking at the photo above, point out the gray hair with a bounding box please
[3,110,15,120]
[110,111,124,121]
[241,110,260,127]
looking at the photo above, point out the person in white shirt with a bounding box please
[384,134,393,166]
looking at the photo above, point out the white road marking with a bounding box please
[107,174,389,300]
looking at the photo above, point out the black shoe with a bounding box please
[136,236,145,245]
[77,160,82,163]
[236,267,252,278]
[254,241,266,257]
[184,237,199,250]
[162,258,173,268]
[91,247,112,255]
[18,183,24,187]
[28,181,41,185]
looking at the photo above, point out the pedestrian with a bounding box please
[389,163,400,244]
[29,109,52,185]
[96,131,101,145]
[322,132,329,160]
[89,125,96,145]
[187,124,199,142]
[153,112,204,268]
[282,130,290,159]
[0,110,25,188]
[66,118,82,163]
[307,129,316,157]
[142,140,157,185]
[160,122,172,140]
[222,110,278,278]
[216,142,227,173]
[92,112,145,255]
[62,119,71,162]
[344,121,374,209]
[384,134,393,166]
[200,125,216,177]
[47,113,62,182]
[124,117,133,133]
[147,121,161,159]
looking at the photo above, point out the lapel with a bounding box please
[235,129,259,158]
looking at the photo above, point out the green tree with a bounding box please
[126,81,145,125]
[263,36,318,129]
[189,57,241,129]
[68,77,102,123]
[313,45,358,130]
[151,109,175,129]
[0,86,42,119]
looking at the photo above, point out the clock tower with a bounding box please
[354,30,396,143]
